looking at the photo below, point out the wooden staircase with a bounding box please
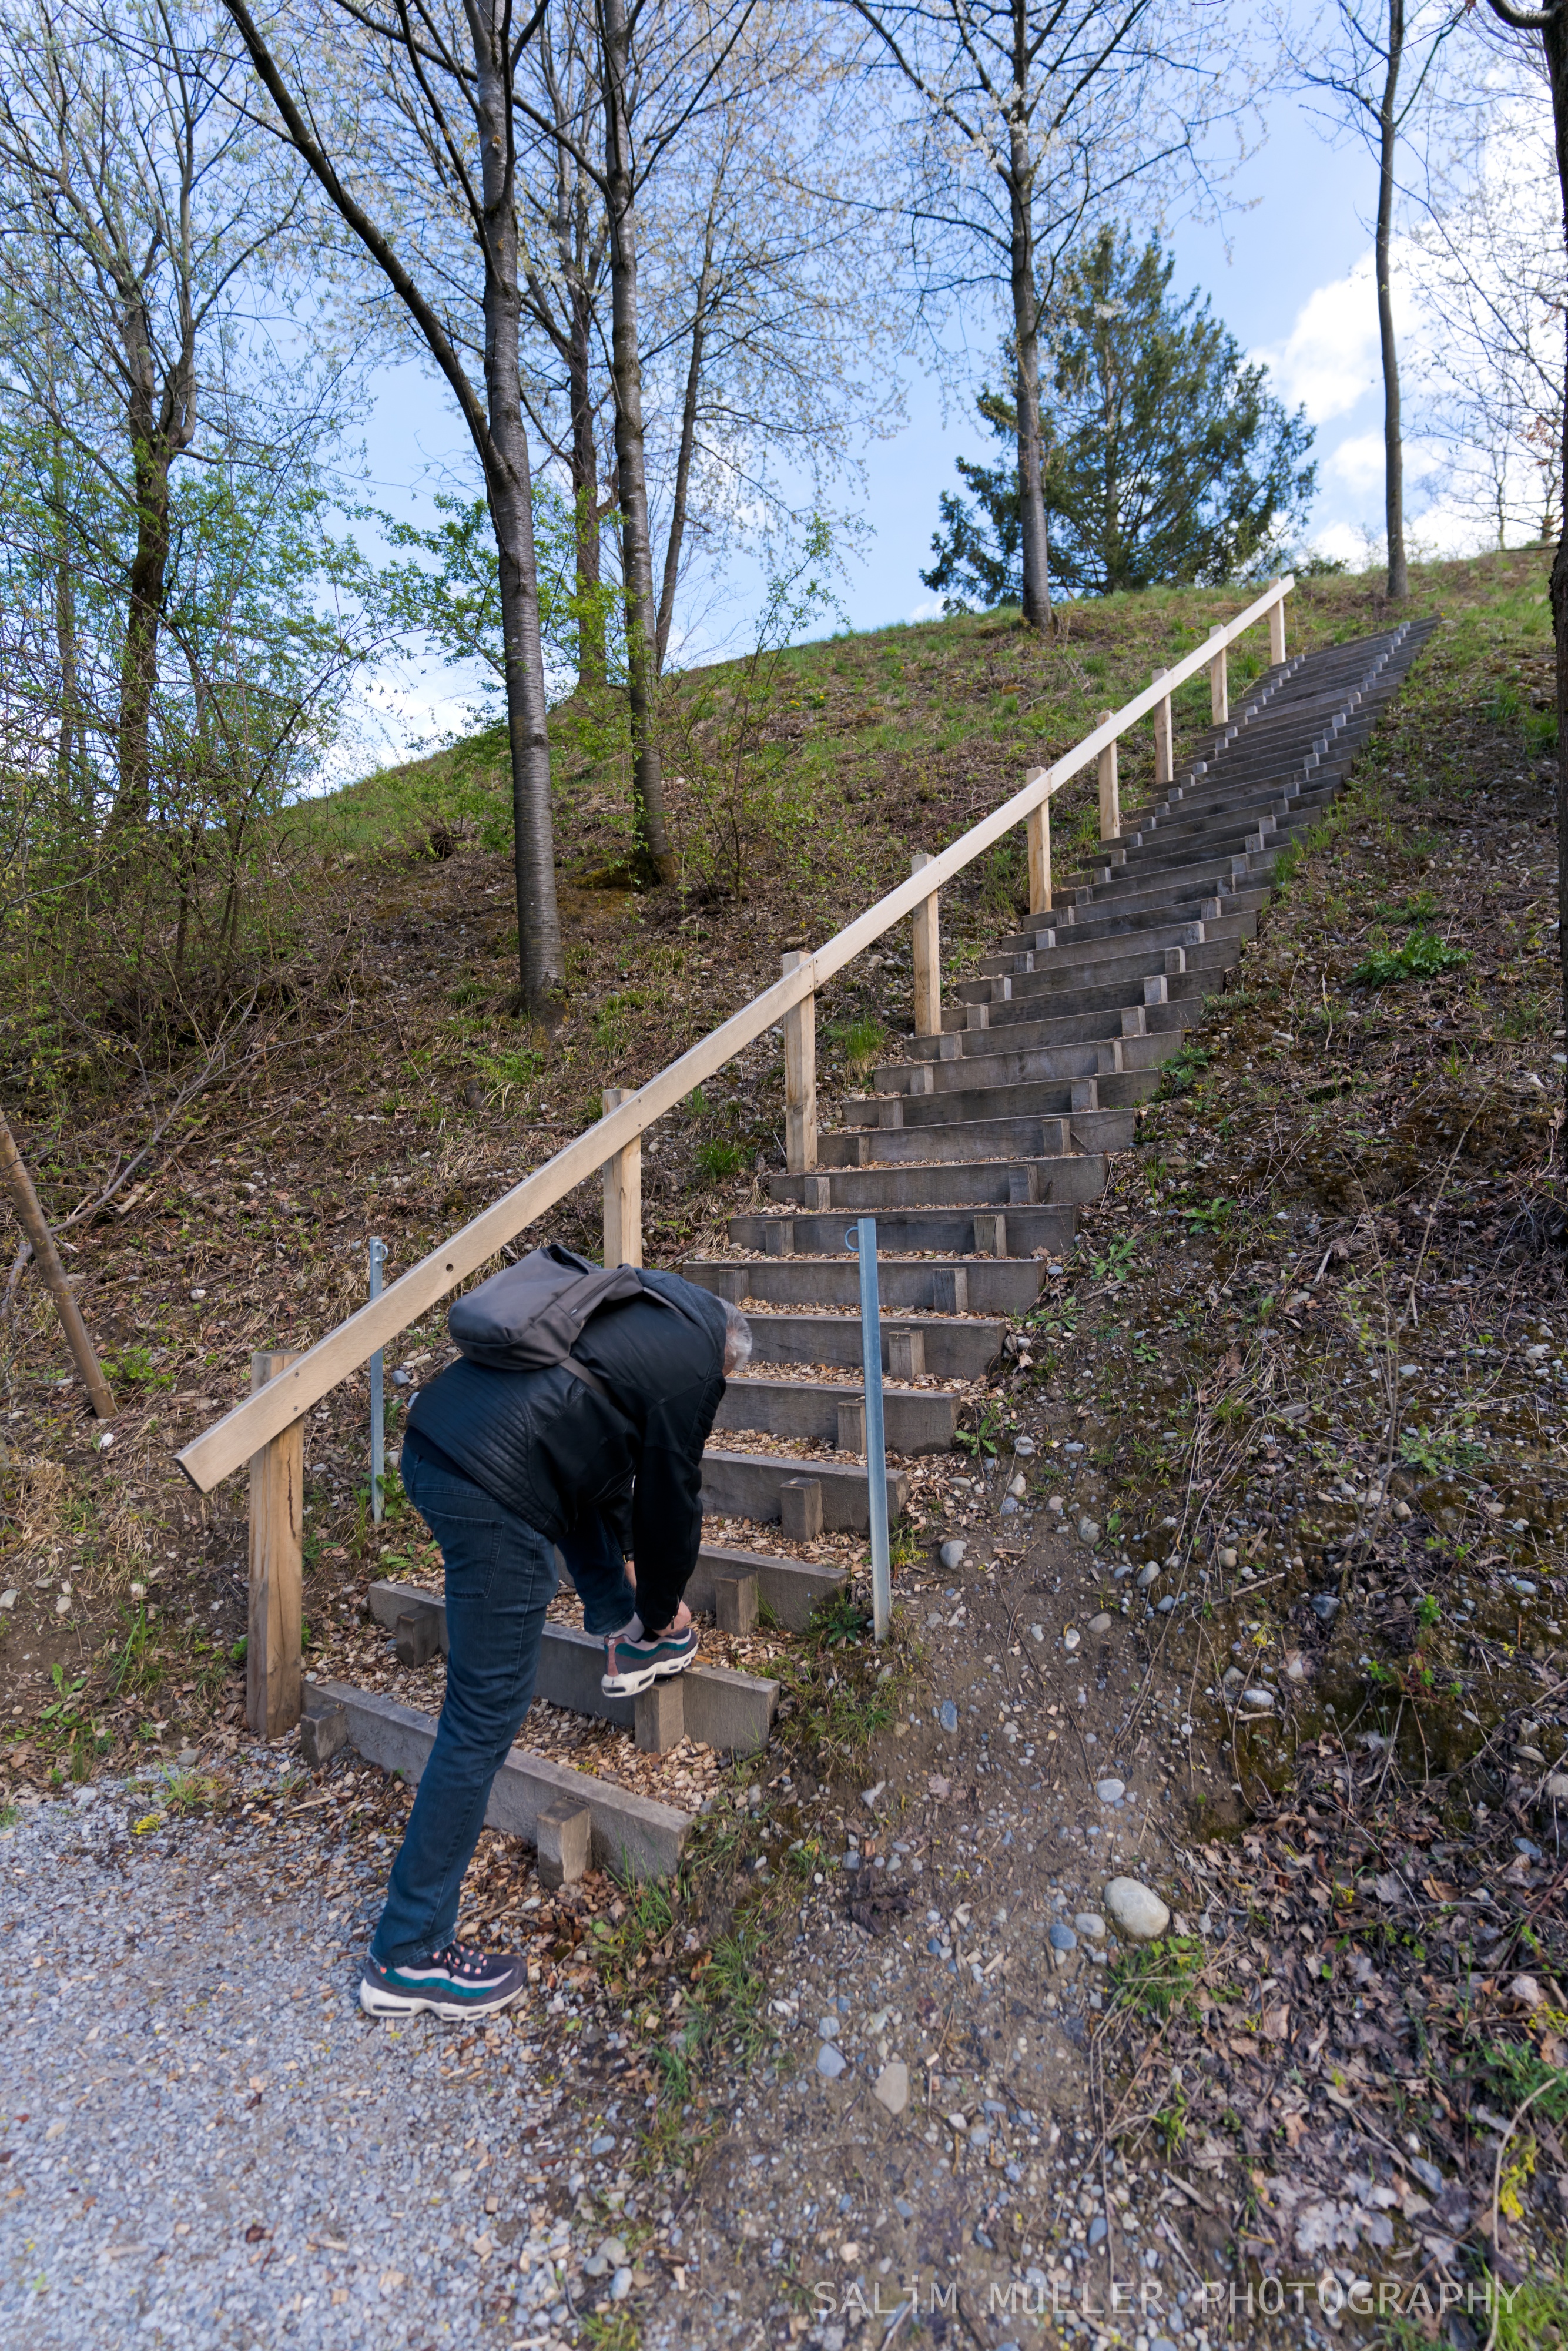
[679,619,1438,1595]
[179,584,1439,1885]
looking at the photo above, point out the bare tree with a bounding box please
[845,0,1243,632]
[219,0,566,1011]
[0,0,300,837]
[1411,68,1566,550]
[1282,1,1466,602]
[1479,0,1568,1042]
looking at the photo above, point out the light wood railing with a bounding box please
[178,574,1292,1733]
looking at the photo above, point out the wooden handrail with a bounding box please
[176,573,1291,1495]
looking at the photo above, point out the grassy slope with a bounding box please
[0,547,1559,1776]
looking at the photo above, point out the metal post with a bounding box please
[368,1237,386,1523]
[850,1216,892,1642]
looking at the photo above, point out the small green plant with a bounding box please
[105,1345,172,1390]
[695,1137,746,1183]
[1416,1593,1441,1631]
[1160,1042,1211,1096]
[1182,1197,1231,1234]
[230,1635,248,1664]
[1351,930,1469,987]
[827,1014,886,1080]
[1110,1936,1205,2021]
[1090,1235,1135,1282]
[809,1589,869,1649]
[1375,889,1438,927]
[1399,1423,1486,1474]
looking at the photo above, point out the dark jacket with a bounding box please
[401,1267,727,1626]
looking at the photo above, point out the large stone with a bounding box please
[1095,1777,1125,1804]
[873,2062,910,2116]
[817,2043,847,2080]
[1104,1877,1170,1941]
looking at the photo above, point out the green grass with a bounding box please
[694,1137,746,1183]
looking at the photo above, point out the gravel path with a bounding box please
[0,1769,629,2350]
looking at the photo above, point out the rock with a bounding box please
[0,1590,16,1612]
[1221,1667,1242,1692]
[1095,1777,1125,1804]
[1007,1473,1027,1499]
[1048,1923,1077,1952]
[1511,1578,1537,1596]
[819,2016,840,2039]
[1030,1624,1044,1642]
[939,1539,967,1570]
[1087,1613,1111,1634]
[1219,1548,1237,1569]
[1242,1687,1274,1709]
[177,1747,198,1769]
[609,2268,633,2302]
[861,1783,884,1808]
[1074,1913,1106,1940]
[999,1496,1018,1516]
[817,2043,847,2079]
[873,2062,910,2116]
[1284,1652,1307,1680]
[1156,1595,1177,1612]
[939,1700,959,1733]
[1393,1499,1412,1520]
[1077,1517,1100,1545]
[1137,1563,1160,1589]
[1104,1877,1170,1941]
[1087,2214,1107,2246]
[1046,1496,1064,1515]
[590,2134,615,2155]
[1014,1437,1036,1456]
[1310,1592,1339,1621]
[597,2237,628,2267]
[1517,1746,1546,1766]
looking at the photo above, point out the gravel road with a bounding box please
[0,1764,633,2351]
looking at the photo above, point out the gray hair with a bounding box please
[722,1301,753,1378]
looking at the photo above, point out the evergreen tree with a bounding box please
[923,230,1316,608]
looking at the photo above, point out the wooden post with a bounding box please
[782,950,817,1173]
[1208,627,1228,724]
[1152,668,1174,788]
[248,1350,303,1739]
[1026,771,1051,915]
[911,852,941,1037]
[0,1109,115,1419]
[1095,709,1120,840]
[1268,591,1287,666]
[600,1086,642,1266]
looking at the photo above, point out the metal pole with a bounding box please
[368,1237,386,1524]
[850,1215,892,1642]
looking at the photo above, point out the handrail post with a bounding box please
[248,1349,303,1739]
[1025,769,1051,915]
[911,851,941,1036]
[1096,709,1120,839]
[1269,589,1288,667]
[781,951,817,1173]
[368,1237,386,1523]
[1152,668,1174,788]
[601,1086,643,1265]
[1208,627,1228,725]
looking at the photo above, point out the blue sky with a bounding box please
[349,69,1486,756]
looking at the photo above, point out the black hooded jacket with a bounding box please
[400,1267,727,1627]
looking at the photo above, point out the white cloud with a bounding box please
[1254,250,1419,426]
[907,594,947,623]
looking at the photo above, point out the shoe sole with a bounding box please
[359,1979,525,2022]
[601,1646,698,1699]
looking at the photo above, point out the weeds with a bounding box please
[827,1015,886,1080]
[695,1138,747,1183]
[1109,1937,1206,2022]
[1351,930,1469,987]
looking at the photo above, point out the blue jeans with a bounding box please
[370,1442,638,1966]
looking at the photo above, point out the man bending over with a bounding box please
[360,1259,747,2021]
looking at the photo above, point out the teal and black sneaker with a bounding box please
[601,1621,699,1697]
[359,1939,527,2021]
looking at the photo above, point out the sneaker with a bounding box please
[359,1939,527,2021]
[602,1620,699,1697]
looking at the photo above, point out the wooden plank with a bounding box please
[176,575,1291,1493]
[601,1086,642,1266]
[1269,595,1287,665]
[782,949,817,1174]
[1208,628,1228,725]
[0,1111,116,1419]
[1096,709,1120,840]
[1152,668,1173,789]
[1025,769,1051,913]
[247,1351,302,1739]
[911,851,941,1036]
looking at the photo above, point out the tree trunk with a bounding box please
[1007,110,1050,629]
[568,285,606,692]
[1545,0,1568,1054]
[110,431,173,834]
[655,217,717,675]
[1377,0,1408,602]
[601,0,676,885]
[475,31,564,1011]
